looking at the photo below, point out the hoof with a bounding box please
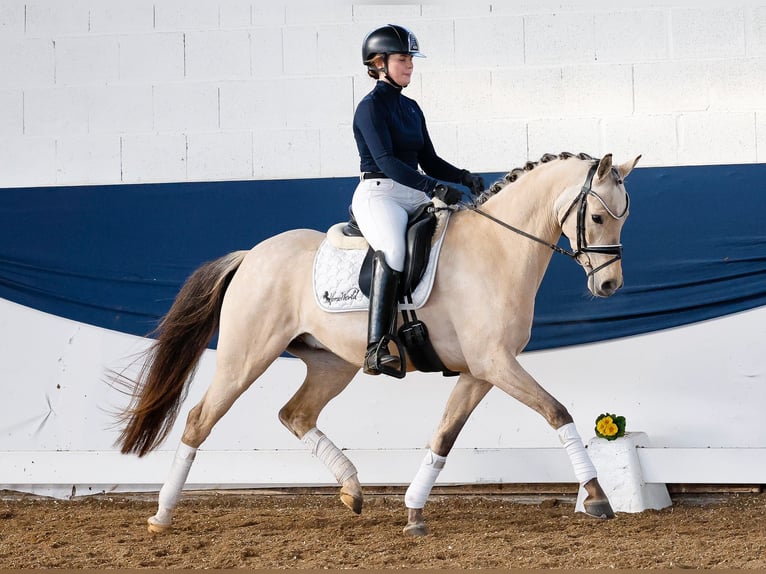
[147,517,171,533]
[340,489,363,515]
[403,521,428,536]
[583,499,615,519]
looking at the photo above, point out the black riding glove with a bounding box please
[431,183,462,205]
[460,169,486,195]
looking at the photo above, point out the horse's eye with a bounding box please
[591,214,603,224]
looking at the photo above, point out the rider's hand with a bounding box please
[432,184,462,205]
[460,170,485,195]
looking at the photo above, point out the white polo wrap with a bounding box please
[404,449,447,509]
[557,422,597,485]
[302,427,357,484]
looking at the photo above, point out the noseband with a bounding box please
[463,161,629,277]
[559,162,630,276]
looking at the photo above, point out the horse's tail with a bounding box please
[114,250,249,457]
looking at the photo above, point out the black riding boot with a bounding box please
[364,251,403,377]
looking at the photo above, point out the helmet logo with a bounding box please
[409,33,419,52]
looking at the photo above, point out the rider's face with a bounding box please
[384,53,414,87]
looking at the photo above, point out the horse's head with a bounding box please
[556,154,641,298]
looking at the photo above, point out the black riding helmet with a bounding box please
[362,24,425,86]
[362,24,425,64]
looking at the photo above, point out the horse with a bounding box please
[113,151,640,536]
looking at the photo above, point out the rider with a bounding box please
[352,24,485,376]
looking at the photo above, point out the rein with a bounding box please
[454,161,629,277]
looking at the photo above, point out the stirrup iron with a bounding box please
[364,334,406,379]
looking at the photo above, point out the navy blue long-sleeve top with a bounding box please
[353,81,464,194]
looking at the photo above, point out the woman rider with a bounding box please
[352,24,485,377]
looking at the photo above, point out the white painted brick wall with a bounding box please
[55,134,121,185]
[1,1,765,187]
[757,111,766,162]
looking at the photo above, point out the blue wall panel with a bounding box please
[1,164,765,350]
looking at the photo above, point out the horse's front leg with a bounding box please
[478,355,614,520]
[404,373,493,536]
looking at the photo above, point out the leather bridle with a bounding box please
[462,161,630,277]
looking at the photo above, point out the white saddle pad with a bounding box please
[313,215,450,313]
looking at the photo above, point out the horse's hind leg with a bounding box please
[148,336,290,533]
[279,345,363,514]
[403,373,493,536]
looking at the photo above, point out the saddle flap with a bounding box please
[358,205,437,298]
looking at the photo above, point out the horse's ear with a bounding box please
[617,154,642,180]
[596,154,613,183]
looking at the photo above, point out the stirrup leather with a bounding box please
[364,334,406,379]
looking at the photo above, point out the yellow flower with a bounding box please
[596,416,613,434]
[605,423,618,436]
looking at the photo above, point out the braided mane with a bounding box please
[473,152,596,207]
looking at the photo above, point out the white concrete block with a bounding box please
[562,64,633,117]
[420,70,492,123]
[153,83,219,132]
[252,4,286,26]
[0,38,54,88]
[54,36,119,86]
[0,136,55,187]
[352,5,422,22]
[595,9,669,63]
[633,61,710,113]
[119,33,184,82]
[24,87,89,137]
[601,115,677,168]
[0,0,25,36]
[185,31,251,80]
[318,22,366,78]
[708,58,766,113]
[0,90,23,135]
[455,16,524,69]
[89,1,154,34]
[424,122,458,167]
[154,0,220,31]
[250,26,285,77]
[283,26,319,76]
[677,112,757,166]
[285,4,351,25]
[491,66,564,119]
[88,85,153,134]
[55,134,121,185]
[252,128,320,179]
[407,20,456,72]
[220,77,352,130]
[25,0,90,37]
[746,6,766,57]
[455,119,528,174]
[670,7,745,60]
[524,12,596,65]
[318,124,357,178]
[527,117,602,160]
[575,432,671,514]
[422,5,492,18]
[220,0,253,29]
[121,133,187,183]
[757,112,766,163]
[187,131,253,181]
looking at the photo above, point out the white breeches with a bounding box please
[351,177,431,272]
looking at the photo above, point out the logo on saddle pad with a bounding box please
[313,211,450,313]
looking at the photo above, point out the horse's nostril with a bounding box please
[601,280,616,294]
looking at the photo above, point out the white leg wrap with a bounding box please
[404,449,446,509]
[557,422,597,485]
[153,442,197,525]
[302,427,357,484]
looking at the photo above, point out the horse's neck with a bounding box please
[484,168,562,250]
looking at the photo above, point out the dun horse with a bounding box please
[115,151,640,535]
